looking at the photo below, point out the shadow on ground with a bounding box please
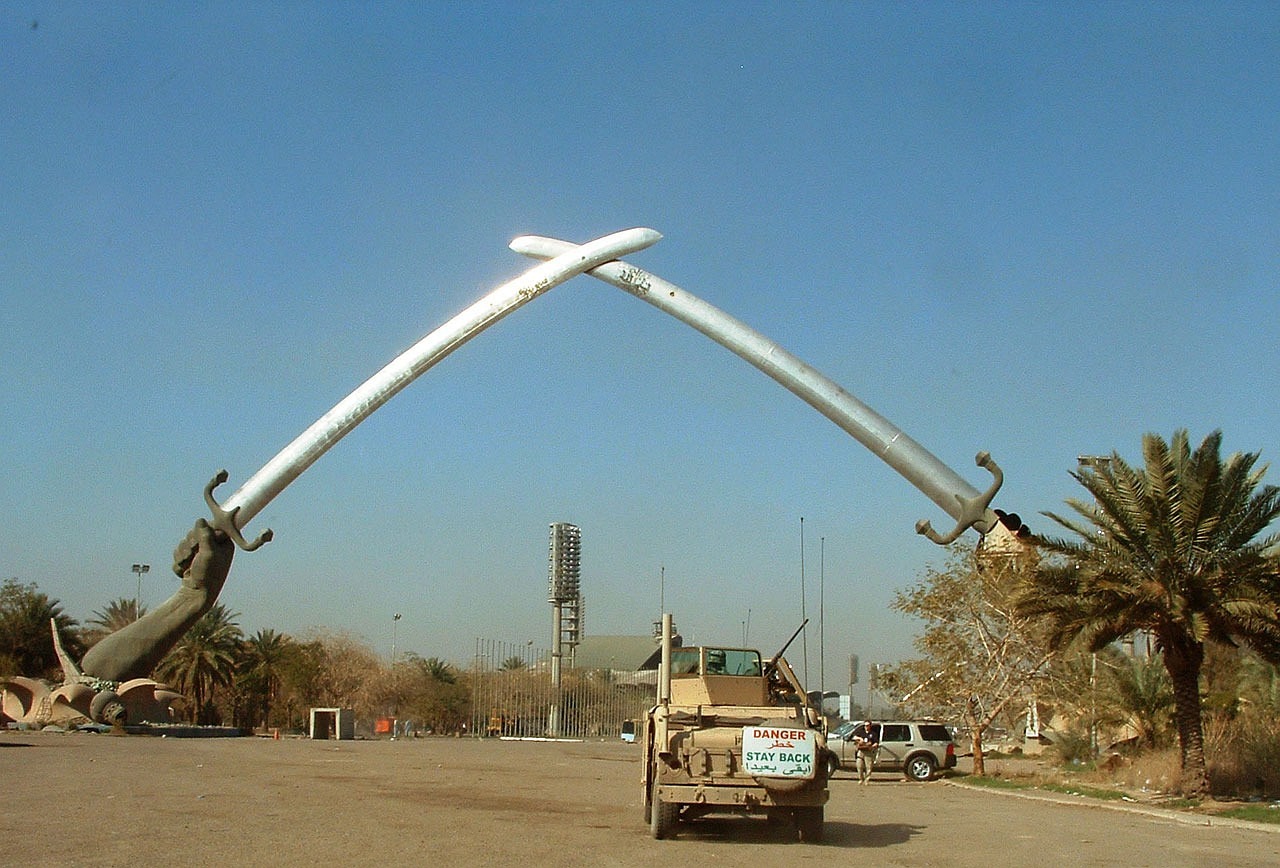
[824,821,926,847]
[660,817,924,847]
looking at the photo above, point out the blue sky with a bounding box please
[4,3,1278,691]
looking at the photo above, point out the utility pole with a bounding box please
[800,517,808,687]
[819,536,825,698]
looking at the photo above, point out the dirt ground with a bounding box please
[3,731,1277,867]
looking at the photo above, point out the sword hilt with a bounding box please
[204,470,274,552]
[914,451,1002,545]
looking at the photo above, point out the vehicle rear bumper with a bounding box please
[658,782,828,808]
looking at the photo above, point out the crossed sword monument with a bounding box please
[207,226,1014,554]
[66,227,1023,718]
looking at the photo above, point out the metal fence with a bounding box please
[469,639,655,740]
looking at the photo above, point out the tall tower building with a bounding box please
[548,522,583,652]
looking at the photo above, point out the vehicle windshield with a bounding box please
[706,648,761,676]
[670,648,701,675]
[670,647,762,676]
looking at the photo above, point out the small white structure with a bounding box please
[309,707,354,740]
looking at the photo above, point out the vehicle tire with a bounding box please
[905,754,936,782]
[825,753,840,779]
[642,748,653,823]
[650,777,678,839]
[795,806,824,843]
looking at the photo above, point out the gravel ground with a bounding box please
[2,731,1277,867]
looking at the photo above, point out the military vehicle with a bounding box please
[641,616,829,842]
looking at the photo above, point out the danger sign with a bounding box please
[741,726,815,778]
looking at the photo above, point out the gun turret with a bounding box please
[763,618,809,680]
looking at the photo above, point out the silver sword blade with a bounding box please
[207,227,662,550]
[509,234,1000,543]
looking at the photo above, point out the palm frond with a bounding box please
[1026,430,1280,657]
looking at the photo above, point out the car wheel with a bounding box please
[825,753,840,779]
[905,754,936,782]
[650,776,679,839]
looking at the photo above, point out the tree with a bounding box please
[237,629,293,730]
[412,656,458,684]
[275,638,326,731]
[83,598,147,648]
[398,654,469,733]
[880,543,1054,775]
[1106,651,1174,750]
[0,578,83,679]
[1236,649,1280,716]
[156,603,243,724]
[278,629,385,722]
[1023,430,1280,797]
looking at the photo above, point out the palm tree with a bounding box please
[239,629,293,729]
[1103,652,1174,750]
[1236,650,1280,715]
[1023,430,1280,796]
[156,604,243,724]
[83,598,147,647]
[0,578,82,678]
[413,655,458,684]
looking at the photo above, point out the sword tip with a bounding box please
[510,228,662,256]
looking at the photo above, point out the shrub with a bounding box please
[1050,728,1095,767]
[1096,747,1181,795]
[1207,711,1280,799]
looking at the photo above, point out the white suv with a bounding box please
[827,720,956,781]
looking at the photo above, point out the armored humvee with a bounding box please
[641,616,829,842]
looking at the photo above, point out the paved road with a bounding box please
[827,768,1278,867]
[2,733,1276,866]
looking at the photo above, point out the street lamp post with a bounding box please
[1077,455,1111,758]
[131,563,150,612]
[390,613,403,736]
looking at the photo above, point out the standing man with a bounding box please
[851,719,881,785]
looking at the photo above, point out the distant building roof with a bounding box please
[570,635,670,672]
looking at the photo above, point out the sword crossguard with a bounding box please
[914,451,1003,545]
[204,470,274,552]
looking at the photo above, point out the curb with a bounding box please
[944,778,1280,834]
